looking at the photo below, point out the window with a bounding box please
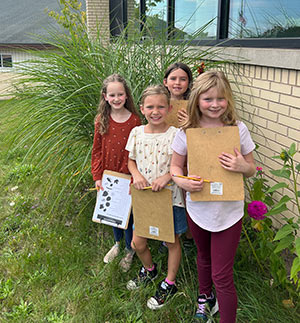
[175,0,218,39]
[137,0,300,48]
[229,0,300,39]
[0,54,12,68]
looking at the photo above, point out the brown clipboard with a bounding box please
[131,186,175,243]
[166,99,188,128]
[186,126,244,201]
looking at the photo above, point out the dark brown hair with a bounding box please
[163,62,193,99]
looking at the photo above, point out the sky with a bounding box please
[145,0,300,38]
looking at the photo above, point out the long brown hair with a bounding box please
[95,74,137,134]
[182,70,238,130]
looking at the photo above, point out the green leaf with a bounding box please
[297,190,300,197]
[290,257,300,280]
[265,204,288,217]
[288,143,296,156]
[296,163,300,172]
[274,234,294,253]
[277,195,291,207]
[270,169,291,179]
[273,224,294,241]
[266,182,289,193]
[295,237,300,257]
[264,195,290,216]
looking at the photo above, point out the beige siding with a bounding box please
[86,0,109,41]
[230,65,300,226]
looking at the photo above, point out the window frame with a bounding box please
[0,54,13,68]
[139,0,300,49]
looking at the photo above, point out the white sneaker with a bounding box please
[119,249,135,272]
[103,243,120,263]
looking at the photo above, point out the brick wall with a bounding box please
[230,65,300,225]
[86,0,109,41]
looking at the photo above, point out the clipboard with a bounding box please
[131,186,175,243]
[187,126,244,201]
[166,99,188,128]
[92,170,132,229]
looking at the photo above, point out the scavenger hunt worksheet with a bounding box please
[92,170,132,229]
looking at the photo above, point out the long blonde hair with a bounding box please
[182,71,238,130]
[95,74,137,134]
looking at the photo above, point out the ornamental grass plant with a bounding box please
[4,0,236,215]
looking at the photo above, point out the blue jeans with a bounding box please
[113,212,133,250]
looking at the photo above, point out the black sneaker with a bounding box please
[147,279,178,309]
[126,263,158,290]
[194,293,219,322]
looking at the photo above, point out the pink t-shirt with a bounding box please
[171,121,255,232]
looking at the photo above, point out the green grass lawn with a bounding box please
[0,100,299,322]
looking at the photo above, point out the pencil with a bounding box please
[172,174,211,183]
[143,183,172,190]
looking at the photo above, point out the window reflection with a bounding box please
[229,0,300,38]
[175,0,218,39]
[143,0,167,32]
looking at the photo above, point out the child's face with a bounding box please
[163,68,189,100]
[103,81,127,111]
[198,86,228,121]
[140,94,170,127]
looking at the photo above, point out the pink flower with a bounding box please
[247,201,268,220]
[256,166,263,175]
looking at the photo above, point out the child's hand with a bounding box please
[151,174,171,191]
[177,108,188,124]
[219,148,255,176]
[133,173,149,190]
[177,175,204,193]
[95,180,103,191]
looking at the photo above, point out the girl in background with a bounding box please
[171,71,255,322]
[91,74,141,272]
[163,62,194,253]
[163,62,193,125]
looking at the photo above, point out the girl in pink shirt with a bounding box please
[171,71,255,323]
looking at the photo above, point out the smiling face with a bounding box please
[103,81,127,112]
[163,68,189,100]
[140,94,170,130]
[198,86,228,124]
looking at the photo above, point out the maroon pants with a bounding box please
[187,215,242,323]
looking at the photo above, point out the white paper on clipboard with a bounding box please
[92,170,132,229]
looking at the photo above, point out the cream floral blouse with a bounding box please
[126,125,184,208]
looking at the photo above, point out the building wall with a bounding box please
[86,0,109,41]
[0,49,37,98]
[229,63,300,225]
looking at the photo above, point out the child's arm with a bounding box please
[170,152,204,192]
[128,158,149,190]
[219,148,255,177]
[151,173,171,191]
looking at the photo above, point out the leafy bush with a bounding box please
[241,143,300,295]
